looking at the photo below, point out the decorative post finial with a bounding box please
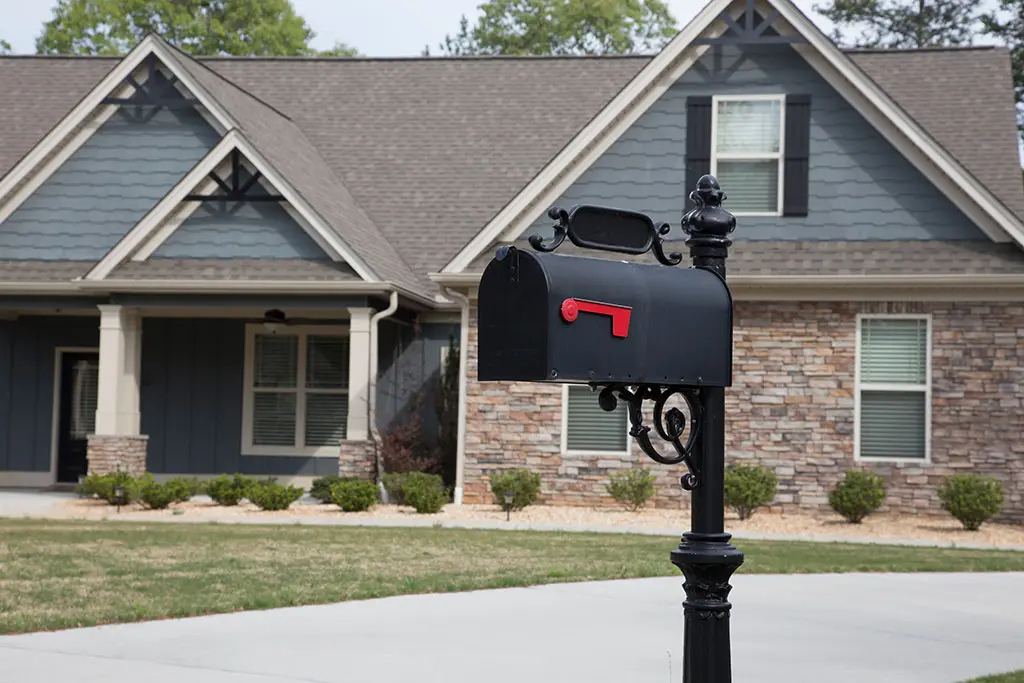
[682,174,736,280]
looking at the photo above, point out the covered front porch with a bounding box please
[0,293,438,489]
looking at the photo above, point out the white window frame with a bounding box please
[560,384,632,457]
[853,313,932,464]
[242,323,349,457]
[709,93,786,217]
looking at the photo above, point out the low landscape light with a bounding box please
[503,491,514,521]
[114,485,125,513]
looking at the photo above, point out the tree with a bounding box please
[35,0,320,56]
[981,0,1023,141]
[317,41,360,57]
[434,0,678,56]
[812,0,981,48]
[0,40,11,55]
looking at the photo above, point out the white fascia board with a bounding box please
[439,0,733,274]
[0,36,236,210]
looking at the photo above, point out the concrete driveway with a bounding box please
[1,572,1022,683]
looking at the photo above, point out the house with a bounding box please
[0,0,1021,520]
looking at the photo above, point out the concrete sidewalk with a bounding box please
[2,573,1023,683]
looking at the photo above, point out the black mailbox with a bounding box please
[477,246,732,387]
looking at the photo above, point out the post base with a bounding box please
[671,532,745,683]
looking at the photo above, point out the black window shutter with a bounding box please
[685,96,713,210]
[783,94,811,217]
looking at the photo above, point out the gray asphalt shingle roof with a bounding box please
[470,239,1024,276]
[110,259,360,280]
[0,42,1021,285]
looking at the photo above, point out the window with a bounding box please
[711,95,785,215]
[561,385,629,454]
[243,326,349,455]
[856,316,931,461]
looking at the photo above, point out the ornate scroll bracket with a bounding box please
[595,384,702,490]
[529,205,684,267]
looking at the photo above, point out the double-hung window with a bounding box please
[711,95,785,215]
[244,326,350,455]
[562,385,629,455]
[856,315,931,461]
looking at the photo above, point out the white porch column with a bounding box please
[95,305,142,435]
[346,307,373,442]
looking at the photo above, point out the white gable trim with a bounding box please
[84,131,378,281]
[441,0,1024,274]
[0,36,236,213]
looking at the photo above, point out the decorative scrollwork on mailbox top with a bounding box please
[529,204,684,267]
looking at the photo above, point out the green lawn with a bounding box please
[2,519,1024,634]
[962,673,1024,683]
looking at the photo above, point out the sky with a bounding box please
[0,0,837,56]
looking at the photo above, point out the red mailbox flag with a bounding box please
[560,298,632,338]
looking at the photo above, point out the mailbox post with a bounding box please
[476,175,742,682]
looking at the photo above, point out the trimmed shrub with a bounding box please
[310,475,345,503]
[606,468,657,512]
[403,472,448,514]
[938,474,1004,531]
[165,477,201,503]
[205,473,255,506]
[248,480,304,511]
[137,474,176,510]
[829,470,886,523]
[331,480,378,512]
[489,469,541,512]
[723,464,777,520]
[382,472,409,505]
[75,471,140,505]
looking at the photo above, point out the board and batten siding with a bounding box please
[376,320,459,440]
[140,318,337,476]
[526,42,986,242]
[152,195,330,260]
[0,316,99,472]
[0,84,220,260]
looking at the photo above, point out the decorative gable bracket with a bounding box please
[101,53,200,122]
[184,149,285,206]
[695,0,806,45]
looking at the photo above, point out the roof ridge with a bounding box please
[158,38,294,121]
[841,45,997,53]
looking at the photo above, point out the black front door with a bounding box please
[56,352,99,483]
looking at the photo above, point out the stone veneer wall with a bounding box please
[339,441,377,480]
[87,435,149,477]
[463,301,1024,522]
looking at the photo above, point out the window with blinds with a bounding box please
[564,385,628,453]
[248,329,349,452]
[69,359,99,440]
[711,97,783,214]
[857,317,929,460]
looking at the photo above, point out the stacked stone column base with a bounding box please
[339,441,376,480]
[87,435,149,476]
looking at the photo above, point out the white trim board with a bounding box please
[440,0,1024,274]
[85,131,379,282]
[0,35,236,213]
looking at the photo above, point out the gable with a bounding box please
[525,41,989,244]
[151,170,331,260]
[0,75,220,261]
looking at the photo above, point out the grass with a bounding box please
[2,519,1024,634]
[962,673,1024,683]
